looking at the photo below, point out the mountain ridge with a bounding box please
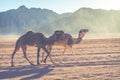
[0,5,120,35]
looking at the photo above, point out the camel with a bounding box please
[11,30,63,66]
[41,29,88,61]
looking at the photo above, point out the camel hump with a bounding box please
[54,30,64,39]
[21,31,35,44]
[34,33,47,45]
[54,30,64,37]
[24,31,34,38]
[57,32,73,45]
[25,31,34,35]
[54,30,64,35]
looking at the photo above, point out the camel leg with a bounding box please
[47,46,53,63]
[37,47,40,65]
[71,47,74,55]
[70,46,77,62]
[42,46,54,64]
[11,50,17,67]
[70,47,75,60]
[69,45,74,55]
[62,47,66,56]
[41,52,45,62]
[60,46,67,63]
[21,45,34,65]
[41,46,52,63]
[11,42,20,67]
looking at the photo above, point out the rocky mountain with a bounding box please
[0,5,120,35]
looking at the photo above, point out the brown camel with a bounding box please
[42,29,88,61]
[11,31,63,66]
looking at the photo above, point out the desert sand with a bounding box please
[0,38,120,80]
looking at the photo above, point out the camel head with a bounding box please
[79,29,89,38]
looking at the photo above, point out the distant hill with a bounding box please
[0,5,120,35]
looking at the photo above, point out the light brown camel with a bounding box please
[11,31,63,66]
[41,29,88,61]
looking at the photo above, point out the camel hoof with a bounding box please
[43,60,46,64]
[30,63,35,66]
[37,63,40,65]
[11,64,15,67]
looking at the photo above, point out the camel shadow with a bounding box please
[53,59,120,68]
[0,65,53,80]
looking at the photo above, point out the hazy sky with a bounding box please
[1,0,120,14]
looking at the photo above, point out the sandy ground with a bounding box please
[0,38,120,80]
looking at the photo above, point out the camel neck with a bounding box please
[75,32,85,44]
[75,37,82,44]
